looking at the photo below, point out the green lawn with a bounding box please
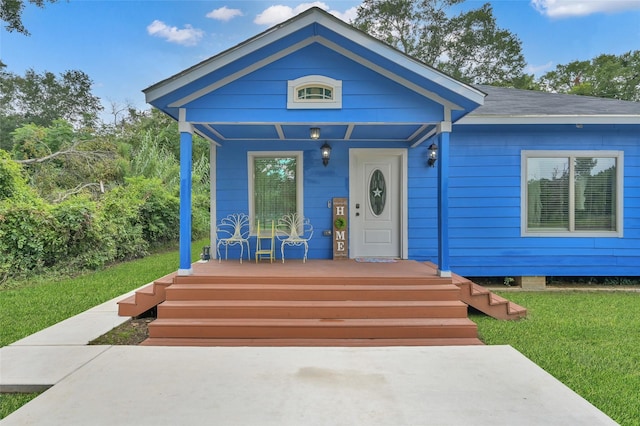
[1,256,638,424]
[0,239,208,347]
[472,290,640,426]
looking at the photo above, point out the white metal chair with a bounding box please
[277,213,313,263]
[216,213,250,263]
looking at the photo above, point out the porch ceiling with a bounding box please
[194,122,434,145]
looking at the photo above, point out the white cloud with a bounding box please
[526,61,554,76]
[146,20,204,46]
[531,0,640,18]
[254,2,358,26]
[332,6,358,23]
[206,6,244,22]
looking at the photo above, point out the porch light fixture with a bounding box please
[427,142,438,167]
[310,127,320,140]
[321,142,332,167]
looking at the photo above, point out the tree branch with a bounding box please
[14,139,111,164]
[53,182,103,203]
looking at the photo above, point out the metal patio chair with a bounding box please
[277,213,313,263]
[216,213,250,263]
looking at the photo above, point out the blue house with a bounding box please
[144,7,640,286]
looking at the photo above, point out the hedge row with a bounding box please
[0,155,208,280]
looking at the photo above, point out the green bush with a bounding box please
[1,153,203,279]
[0,199,58,279]
[0,149,35,201]
[97,176,180,260]
[98,182,148,261]
[129,176,180,246]
[51,195,109,270]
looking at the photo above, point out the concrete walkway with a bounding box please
[1,288,618,425]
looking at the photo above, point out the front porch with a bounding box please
[118,260,526,347]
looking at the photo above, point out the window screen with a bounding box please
[253,156,297,224]
[525,153,619,234]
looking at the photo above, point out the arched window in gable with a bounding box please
[287,75,342,109]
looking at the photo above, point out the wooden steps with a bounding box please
[451,272,528,320]
[143,268,483,346]
[117,272,176,317]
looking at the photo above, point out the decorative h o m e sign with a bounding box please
[333,197,348,259]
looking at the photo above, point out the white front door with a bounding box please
[349,149,406,258]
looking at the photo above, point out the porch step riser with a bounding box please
[157,301,468,319]
[148,319,478,340]
[174,276,451,286]
[141,337,484,347]
[164,285,460,302]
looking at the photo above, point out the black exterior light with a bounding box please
[321,142,332,167]
[310,127,320,140]
[427,142,438,167]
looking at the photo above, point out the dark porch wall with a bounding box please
[444,123,640,278]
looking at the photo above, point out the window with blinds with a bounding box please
[248,152,303,232]
[523,151,622,236]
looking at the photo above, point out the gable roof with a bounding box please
[143,7,485,145]
[460,85,640,125]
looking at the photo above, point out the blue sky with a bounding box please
[2,0,639,121]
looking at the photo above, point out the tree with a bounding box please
[0,68,103,146]
[539,51,640,102]
[7,120,120,202]
[353,0,526,85]
[1,0,58,35]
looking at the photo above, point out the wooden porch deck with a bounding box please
[118,260,526,347]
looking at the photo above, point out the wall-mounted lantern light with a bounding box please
[310,127,320,140]
[427,142,438,167]
[321,142,332,167]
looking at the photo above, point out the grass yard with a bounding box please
[0,239,208,347]
[471,290,640,426]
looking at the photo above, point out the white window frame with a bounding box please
[287,75,342,109]
[248,151,304,234]
[521,150,624,237]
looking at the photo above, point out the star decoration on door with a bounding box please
[369,169,386,216]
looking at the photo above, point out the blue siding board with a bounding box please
[449,197,519,209]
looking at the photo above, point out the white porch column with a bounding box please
[210,143,217,260]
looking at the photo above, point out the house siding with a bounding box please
[216,123,640,277]
[442,124,640,277]
[184,43,445,124]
